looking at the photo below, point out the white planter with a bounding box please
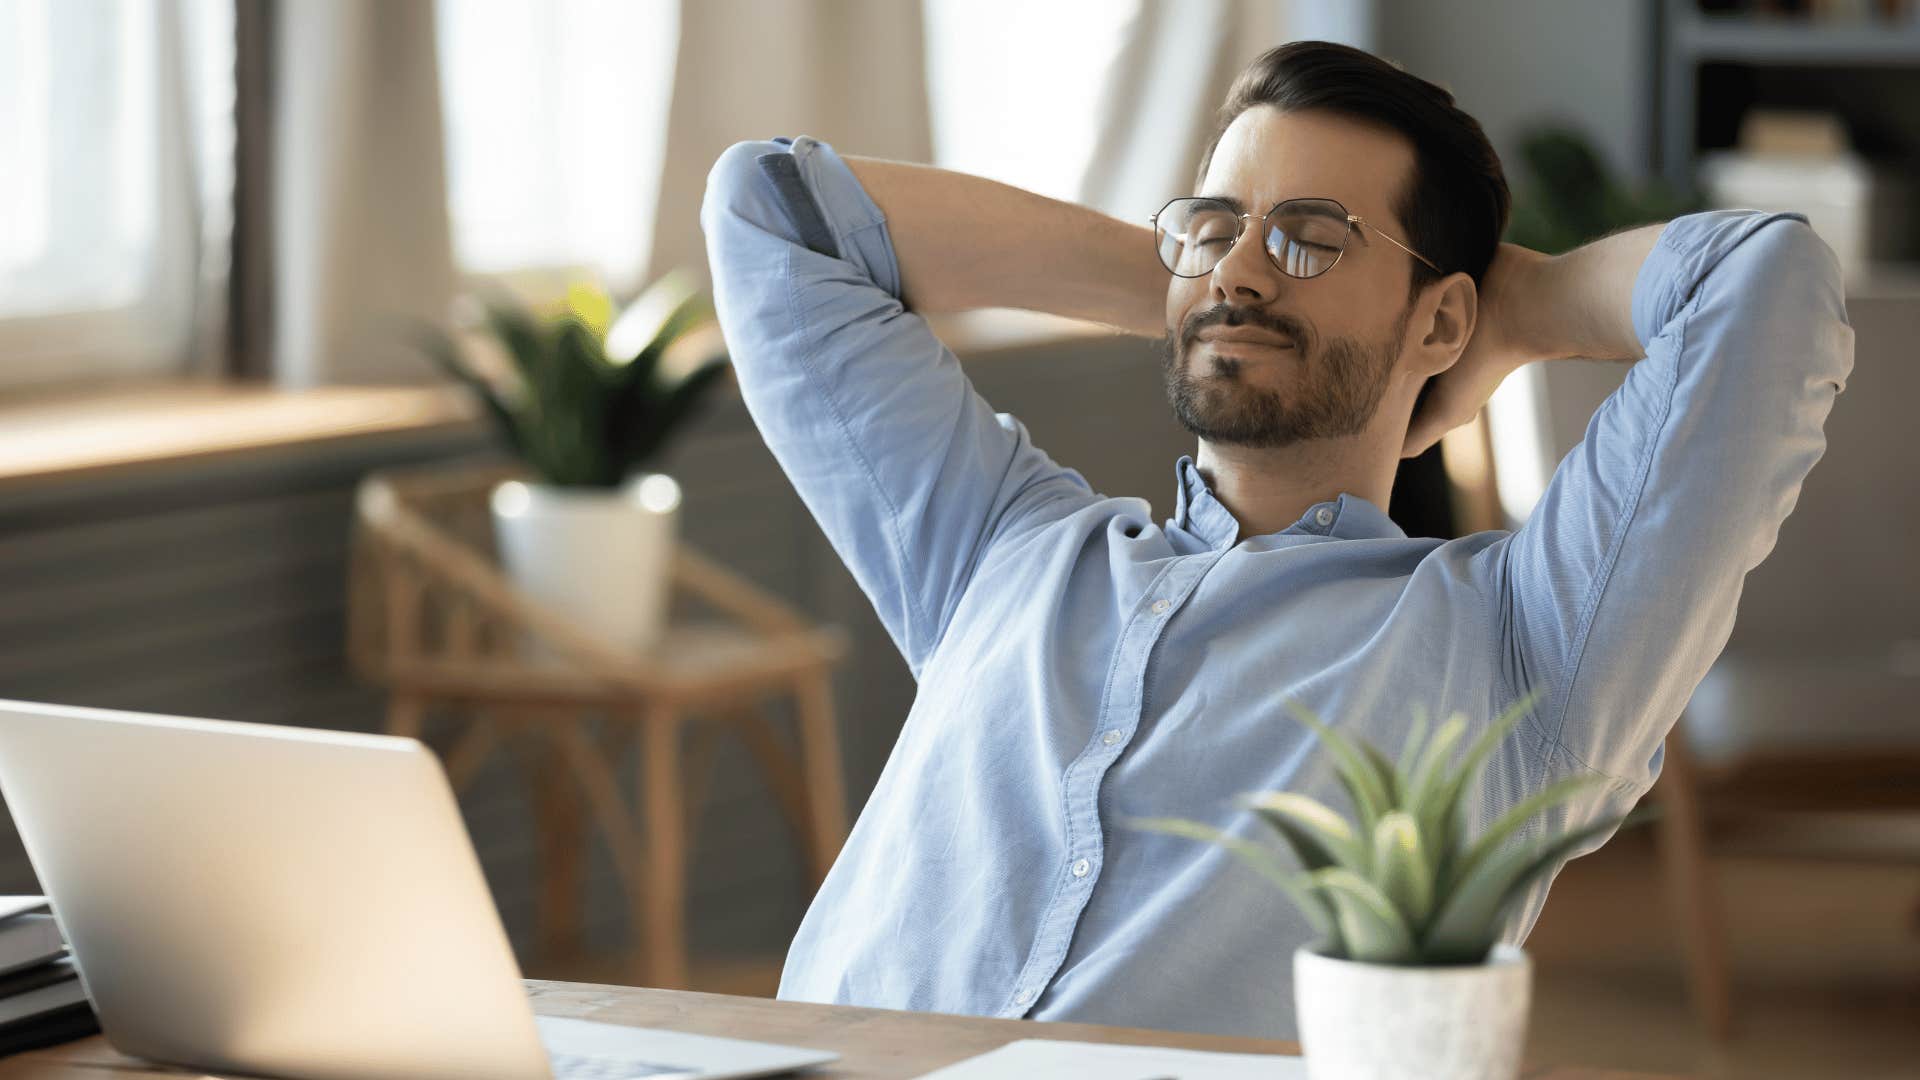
[1293,944,1531,1080]
[490,475,681,655]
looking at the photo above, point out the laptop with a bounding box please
[0,700,839,1080]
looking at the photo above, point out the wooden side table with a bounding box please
[348,463,848,989]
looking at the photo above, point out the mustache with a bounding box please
[1178,303,1314,354]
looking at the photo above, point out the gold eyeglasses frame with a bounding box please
[1148,195,1443,280]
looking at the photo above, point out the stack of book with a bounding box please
[0,897,95,1056]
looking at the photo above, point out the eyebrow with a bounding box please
[1193,194,1349,220]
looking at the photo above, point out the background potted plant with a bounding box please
[1130,694,1640,1080]
[418,274,728,654]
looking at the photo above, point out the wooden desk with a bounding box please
[0,980,1683,1079]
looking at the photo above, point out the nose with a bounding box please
[1209,218,1285,306]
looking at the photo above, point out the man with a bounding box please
[699,41,1851,1038]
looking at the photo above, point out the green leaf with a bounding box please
[566,281,614,339]
[612,357,728,475]
[1310,867,1418,964]
[1403,714,1467,848]
[1421,690,1546,859]
[1360,741,1402,808]
[482,298,548,387]
[1238,791,1365,874]
[411,324,527,460]
[606,269,707,373]
[1396,704,1431,779]
[1439,772,1608,897]
[540,318,618,486]
[1284,699,1391,834]
[1370,810,1434,929]
[1123,816,1334,943]
[1421,808,1633,964]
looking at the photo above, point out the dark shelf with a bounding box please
[1675,14,1920,66]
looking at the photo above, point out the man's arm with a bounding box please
[1474,212,1852,793]
[840,157,1165,335]
[701,138,1149,675]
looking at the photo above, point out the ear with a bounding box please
[1405,272,1477,378]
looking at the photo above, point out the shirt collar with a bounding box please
[1171,455,1407,547]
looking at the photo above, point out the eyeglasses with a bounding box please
[1149,196,1442,280]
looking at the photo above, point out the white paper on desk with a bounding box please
[0,897,47,923]
[916,1037,1307,1079]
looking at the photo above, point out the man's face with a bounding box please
[1163,106,1422,449]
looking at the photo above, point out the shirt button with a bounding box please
[1150,598,1170,614]
[1014,989,1034,1006]
[1101,729,1122,746]
[1071,858,1091,878]
[1314,507,1335,527]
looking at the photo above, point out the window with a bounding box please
[921,0,1140,204]
[0,0,233,387]
[435,0,678,297]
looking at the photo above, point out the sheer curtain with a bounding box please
[436,0,679,299]
[921,0,1139,204]
[0,0,233,388]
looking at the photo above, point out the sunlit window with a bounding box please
[921,0,1140,204]
[0,0,232,385]
[435,0,678,295]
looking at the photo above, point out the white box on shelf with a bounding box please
[1699,151,1909,284]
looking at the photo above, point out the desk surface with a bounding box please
[0,979,1682,1079]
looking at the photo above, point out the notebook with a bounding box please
[0,958,86,1028]
[916,1038,1308,1079]
[0,915,65,979]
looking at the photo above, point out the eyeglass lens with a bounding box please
[1154,198,1351,279]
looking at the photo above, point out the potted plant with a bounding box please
[1129,694,1638,1080]
[418,274,728,654]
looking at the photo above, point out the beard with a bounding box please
[1161,302,1407,449]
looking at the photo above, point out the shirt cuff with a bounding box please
[1630,209,1810,347]
[774,135,902,300]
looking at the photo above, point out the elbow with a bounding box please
[699,138,796,240]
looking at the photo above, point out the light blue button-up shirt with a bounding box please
[700,136,1852,1038]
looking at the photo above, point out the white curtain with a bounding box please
[262,0,1370,385]
[436,0,679,299]
[271,0,454,387]
[1079,0,1374,220]
[0,0,231,388]
[642,0,933,288]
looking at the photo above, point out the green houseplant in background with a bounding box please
[1130,693,1639,1080]
[418,273,729,654]
[1505,125,1700,254]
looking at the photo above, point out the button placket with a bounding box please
[1002,551,1224,1021]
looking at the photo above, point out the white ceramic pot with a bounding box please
[1293,944,1532,1080]
[490,474,681,655]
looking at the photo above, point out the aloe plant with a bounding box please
[1128,693,1641,966]
[417,273,729,488]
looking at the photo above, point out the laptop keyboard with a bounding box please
[548,1052,702,1079]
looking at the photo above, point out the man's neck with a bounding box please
[1194,434,1400,539]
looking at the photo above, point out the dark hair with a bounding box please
[1196,41,1510,295]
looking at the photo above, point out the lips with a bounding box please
[1197,331,1297,351]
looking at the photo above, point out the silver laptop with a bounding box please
[0,700,838,1080]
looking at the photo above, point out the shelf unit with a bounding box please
[1658,1,1920,186]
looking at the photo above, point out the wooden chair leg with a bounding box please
[532,723,585,966]
[638,705,689,990]
[1655,727,1734,1041]
[793,670,848,888]
[386,692,426,739]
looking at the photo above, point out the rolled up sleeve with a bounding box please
[1491,211,1854,790]
[700,136,1095,675]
